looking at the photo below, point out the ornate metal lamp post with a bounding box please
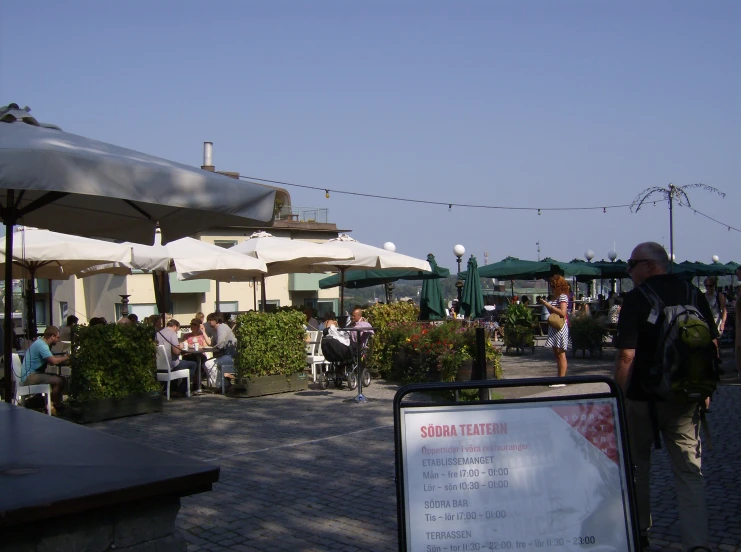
[584,250,595,298]
[454,244,465,307]
[383,242,396,304]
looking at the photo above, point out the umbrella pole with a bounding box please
[340,268,346,318]
[252,277,257,311]
[4,212,16,403]
[260,274,267,312]
[48,279,54,328]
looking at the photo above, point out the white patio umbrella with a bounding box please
[0,103,276,401]
[315,234,431,315]
[0,227,133,336]
[81,232,268,320]
[228,231,354,310]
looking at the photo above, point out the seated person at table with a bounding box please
[182,317,212,349]
[204,313,238,386]
[156,319,198,395]
[20,326,70,412]
[608,296,622,324]
[127,313,139,324]
[303,307,320,331]
[58,315,78,341]
[321,313,354,363]
[347,307,374,350]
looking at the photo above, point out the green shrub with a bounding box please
[69,323,159,402]
[233,310,306,378]
[502,303,535,350]
[365,302,419,377]
[569,315,608,351]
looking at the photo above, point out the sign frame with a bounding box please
[393,375,640,551]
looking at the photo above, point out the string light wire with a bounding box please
[239,174,740,232]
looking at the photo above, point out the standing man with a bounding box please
[204,313,238,386]
[20,326,70,413]
[614,242,716,551]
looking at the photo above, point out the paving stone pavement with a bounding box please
[90,345,741,551]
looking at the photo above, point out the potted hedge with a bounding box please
[569,315,609,358]
[229,308,308,397]
[67,323,162,423]
[502,303,535,354]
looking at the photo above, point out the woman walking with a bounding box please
[538,275,570,387]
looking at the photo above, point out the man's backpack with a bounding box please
[637,282,720,404]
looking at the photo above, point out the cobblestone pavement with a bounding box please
[91,346,741,551]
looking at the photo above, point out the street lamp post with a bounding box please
[584,250,595,298]
[454,244,465,308]
[383,242,396,304]
[608,250,617,293]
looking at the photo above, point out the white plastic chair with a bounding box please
[11,353,52,415]
[305,331,325,383]
[155,344,191,400]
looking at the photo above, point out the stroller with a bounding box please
[320,333,371,390]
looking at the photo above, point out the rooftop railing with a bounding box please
[275,205,329,224]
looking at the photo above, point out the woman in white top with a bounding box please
[538,275,570,386]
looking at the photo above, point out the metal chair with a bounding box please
[11,353,52,415]
[155,345,191,400]
[305,331,325,383]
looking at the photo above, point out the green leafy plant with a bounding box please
[569,315,609,352]
[365,302,420,376]
[233,310,306,378]
[69,323,159,402]
[502,302,535,351]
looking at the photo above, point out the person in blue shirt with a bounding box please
[21,326,69,410]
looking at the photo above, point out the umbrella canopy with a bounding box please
[82,233,268,281]
[315,234,431,315]
[419,254,448,321]
[228,231,354,310]
[0,227,132,280]
[460,255,484,319]
[591,260,630,279]
[229,231,354,275]
[317,262,450,289]
[541,257,602,278]
[0,227,133,336]
[0,104,276,401]
[471,256,553,281]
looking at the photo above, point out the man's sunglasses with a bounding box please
[627,259,652,270]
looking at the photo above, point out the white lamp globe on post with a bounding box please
[584,250,595,298]
[608,250,617,262]
[712,255,720,264]
[383,242,396,252]
[453,244,466,306]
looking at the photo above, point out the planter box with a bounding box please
[456,360,499,382]
[67,392,163,424]
[229,373,308,398]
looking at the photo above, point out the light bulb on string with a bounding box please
[448,204,452,212]
[537,209,541,215]
[325,189,330,199]
[603,207,606,213]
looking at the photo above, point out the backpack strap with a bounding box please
[637,283,665,450]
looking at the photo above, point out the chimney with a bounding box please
[201,142,214,172]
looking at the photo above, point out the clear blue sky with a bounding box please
[2,1,738,270]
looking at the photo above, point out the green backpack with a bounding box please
[637,282,720,404]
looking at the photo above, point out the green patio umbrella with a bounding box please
[318,264,450,289]
[468,256,553,280]
[541,257,601,278]
[460,255,484,319]
[419,254,448,320]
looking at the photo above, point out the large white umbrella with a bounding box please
[0,103,276,401]
[228,231,354,309]
[83,233,268,282]
[0,227,133,336]
[315,234,431,315]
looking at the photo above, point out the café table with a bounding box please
[181,347,218,394]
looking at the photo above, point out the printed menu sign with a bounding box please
[399,398,635,551]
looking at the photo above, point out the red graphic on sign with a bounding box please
[550,403,619,465]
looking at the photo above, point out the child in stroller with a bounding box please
[319,313,371,390]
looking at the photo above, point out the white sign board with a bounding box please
[399,397,635,551]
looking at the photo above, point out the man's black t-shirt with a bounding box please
[615,273,718,401]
